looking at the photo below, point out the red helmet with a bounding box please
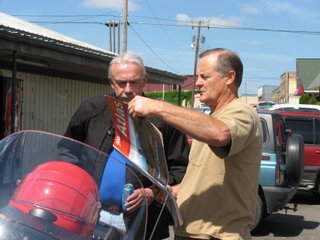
[9,161,101,237]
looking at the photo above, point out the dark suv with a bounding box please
[277,111,320,195]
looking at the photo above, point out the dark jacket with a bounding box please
[64,95,189,240]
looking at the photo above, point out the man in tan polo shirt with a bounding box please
[128,48,262,240]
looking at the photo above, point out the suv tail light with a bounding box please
[275,163,284,185]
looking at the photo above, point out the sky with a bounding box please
[1,0,320,95]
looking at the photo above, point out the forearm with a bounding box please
[150,100,231,147]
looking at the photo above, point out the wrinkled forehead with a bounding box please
[111,62,144,80]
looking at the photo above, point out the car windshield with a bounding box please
[257,101,274,110]
[0,130,180,239]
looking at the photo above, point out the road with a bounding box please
[252,190,320,240]
[165,190,320,240]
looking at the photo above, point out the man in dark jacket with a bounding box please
[63,51,189,239]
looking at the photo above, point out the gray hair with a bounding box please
[199,48,243,88]
[108,51,147,79]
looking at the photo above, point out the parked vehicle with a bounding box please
[269,103,320,113]
[255,110,304,229]
[277,110,320,195]
[0,130,176,240]
[256,101,275,110]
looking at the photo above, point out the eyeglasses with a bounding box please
[112,79,140,88]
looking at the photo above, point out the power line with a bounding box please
[29,20,320,36]
[128,23,181,74]
[143,0,176,47]
[129,21,320,36]
[13,14,120,18]
[16,13,318,79]
[30,21,105,24]
[18,14,180,73]
[20,13,320,36]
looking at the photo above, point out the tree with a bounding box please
[144,90,192,106]
[299,93,320,105]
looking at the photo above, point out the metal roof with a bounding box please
[0,12,114,57]
[296,58,320,90]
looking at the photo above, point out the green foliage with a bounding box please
[144,90,192,106]
[299,93,320,105]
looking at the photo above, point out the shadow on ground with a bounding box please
[252,190,319,238]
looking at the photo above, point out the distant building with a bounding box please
[239,94,258,107]
[272,71,299,104]
[257,85,278,102]
[143,74,193,92]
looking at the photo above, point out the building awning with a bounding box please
[294,86,304,96]
[307,73,320,90]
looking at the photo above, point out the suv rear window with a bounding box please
[260,119,268,143]
[284,117,320,144]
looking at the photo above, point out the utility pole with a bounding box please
[191,21,206,107]
[105,20,120,54]
[122,0,128,53]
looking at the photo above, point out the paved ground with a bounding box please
[164,190,320,240]
[251,190,320,240]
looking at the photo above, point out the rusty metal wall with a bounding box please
[24,72,112,135]
[0,69,112,135]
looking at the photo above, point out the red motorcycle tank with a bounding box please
[9,161,101,237]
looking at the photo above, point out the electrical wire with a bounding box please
[18,13,320,36]
[128,23,181,74]
[15,13,318,80]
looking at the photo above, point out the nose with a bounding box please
[195,77,202,87]
[124,82,133,93]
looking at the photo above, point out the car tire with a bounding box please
[250,194,263,231]
[286,134,304,185]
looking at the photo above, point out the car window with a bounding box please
[275,118,285,146]
[257,101,274,110]
[260,119,268,144]
[284,118,314,144]
[315,119,320,144]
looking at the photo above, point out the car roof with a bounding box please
[277,111,320,117]
[269,104,320,112]
[257,110,283,118]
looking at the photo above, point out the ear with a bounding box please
[225,70,236,86]
[142,75,147,87]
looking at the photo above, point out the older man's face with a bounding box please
[110,62,146,102]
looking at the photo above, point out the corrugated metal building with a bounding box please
[0,12,185,138]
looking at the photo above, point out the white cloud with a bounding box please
[176,13,192,23]
[176,13,242,27]
[81,0,139,11]
[242,6,262,15]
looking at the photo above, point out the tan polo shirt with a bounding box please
[175,99,262,240]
